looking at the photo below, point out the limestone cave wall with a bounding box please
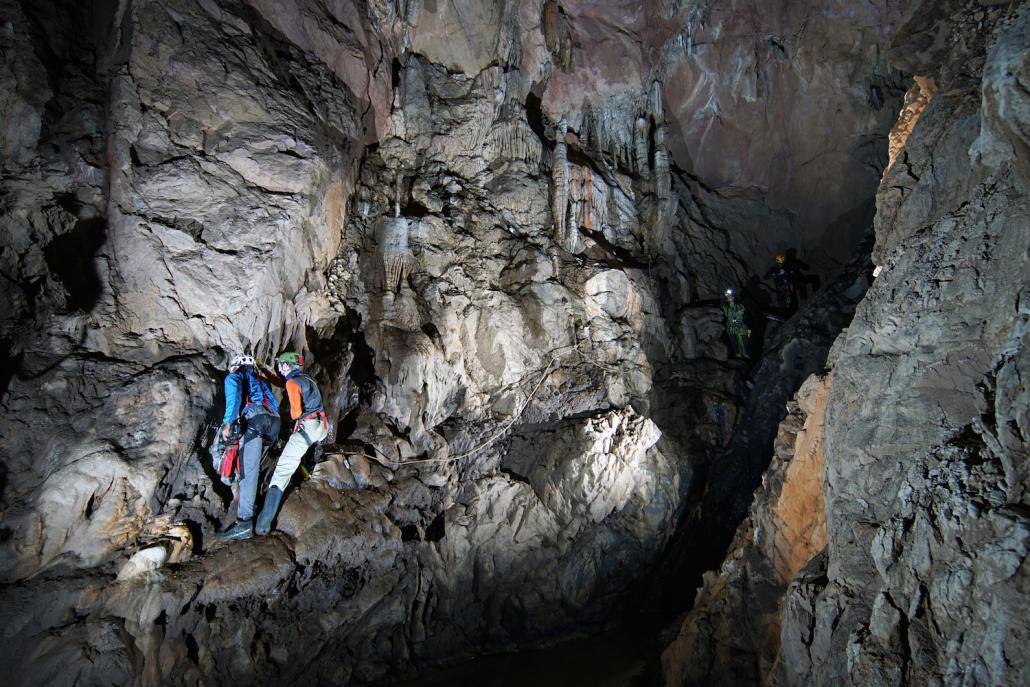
[0,0,1024,686]
[662,2,1029,685]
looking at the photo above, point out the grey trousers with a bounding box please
[236,412,280,521]
[237,432,263,521]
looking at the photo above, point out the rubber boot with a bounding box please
[217,519,253,542]
[255,487,283,536]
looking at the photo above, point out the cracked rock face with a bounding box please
[0,0,993,685]
[661,373,831,686]
[661,2,1030,686]
[801,4,1030,684]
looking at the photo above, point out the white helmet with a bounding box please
[229,354,255,370]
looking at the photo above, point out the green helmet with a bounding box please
[276,351,303,366]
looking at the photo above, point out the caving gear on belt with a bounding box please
[214,421,244,485]
[218,440,241,485]
[295,412,328,444]
[222,367,279,425]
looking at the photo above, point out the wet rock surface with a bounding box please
[0,0,1024,686]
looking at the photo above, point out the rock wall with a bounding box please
[662,373,830,686]
[788,2,1030,683]
[0,0,369,581]
[662,1,1030,685]
[0,0,919,685]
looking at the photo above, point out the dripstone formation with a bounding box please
[0,1,1025,686]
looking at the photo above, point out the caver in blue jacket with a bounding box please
[222,366,279,425]
[217,354,282,542]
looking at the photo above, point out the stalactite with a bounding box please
[569,164,597,234]
[394,173,402,218]
[376,216,412,293]
[634,116,650,177]
[542,1,573,71]
[497,0,523,70]
[543,1,560,53]
[403,0,420,25]
[552,116,571,250]
[650,79,672,225]
[653,122,671,202]
[590,172,610,232]
[581,101,604,152]
[650,79,664,123]
[606,184,620,236]
[558,31,573,71]
[485,118,542,164]
[568,198,580,249]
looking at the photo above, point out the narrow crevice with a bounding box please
[43,216,106,312]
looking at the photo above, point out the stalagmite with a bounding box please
[552,116,574,251]
[634,116,651,177]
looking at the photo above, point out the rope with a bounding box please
[445,349,563,461]
[323,347,569,467]
[317,332,650,470]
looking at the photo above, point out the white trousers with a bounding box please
[268,416,327,491]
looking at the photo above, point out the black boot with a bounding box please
[217,519,253,542]
[255,487,283,536]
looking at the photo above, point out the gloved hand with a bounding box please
[221,423,231,441]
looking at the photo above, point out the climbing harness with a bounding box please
[295,411,329,444]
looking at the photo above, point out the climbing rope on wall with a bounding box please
[323,345,569,467]
[320,329,651,468]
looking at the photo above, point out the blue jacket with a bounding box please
[222,368,278,424]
